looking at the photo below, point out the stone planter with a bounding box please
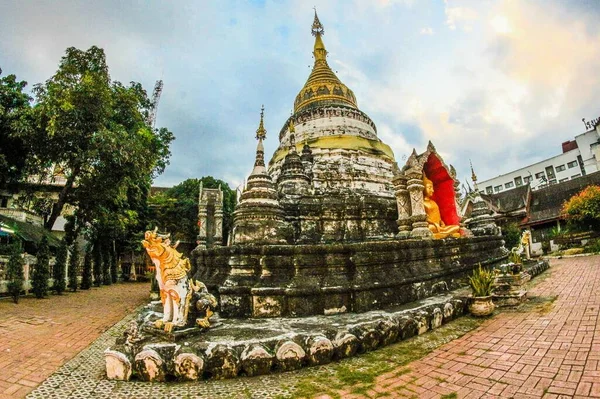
[469,296,495,317]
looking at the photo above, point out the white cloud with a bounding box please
[420,27,434,35]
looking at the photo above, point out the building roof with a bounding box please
[482,184,530,213]
[526,171,600,225]
[0,214,62,248]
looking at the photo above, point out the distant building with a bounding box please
[478,124,600,195]
[462,171,600,255]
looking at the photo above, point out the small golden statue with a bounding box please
[423,175,460,239]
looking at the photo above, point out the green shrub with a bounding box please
[81,246,93,290]
[469,264,495,297]
[6,244,24,303]
[102,244,111,285]
[52,240,67,295]
[93,242,102,287]
[32,236,50,298]
[68,243,79,292]
[503,222,521,250]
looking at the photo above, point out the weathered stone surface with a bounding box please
[104,350,132,381]
[204,344,240,379]
[331,331,360,359]
[240,344,274,377]
[431,307,443,329]
[134,348,166,382]
[275,340,306,371]
[174,351,204,381]
[196,236,507,318]
[350,323,382,353]
[305,335,334,366]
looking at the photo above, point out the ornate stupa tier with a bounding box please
[293,11,357,113]
[232,108,289,245]
[269,12,396,199]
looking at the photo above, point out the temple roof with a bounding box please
[293,11,358,113]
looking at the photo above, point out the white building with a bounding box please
[478,124,600,195]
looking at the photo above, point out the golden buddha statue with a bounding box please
[422,175,461,239]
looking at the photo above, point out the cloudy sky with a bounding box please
[1,0,599,192]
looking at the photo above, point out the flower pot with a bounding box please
[469,296,495,317]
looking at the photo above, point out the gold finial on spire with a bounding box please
[256,105,266,140]
[470,159,478,190]
[311,7,324,36]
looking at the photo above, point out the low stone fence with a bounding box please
[106,294,468,382]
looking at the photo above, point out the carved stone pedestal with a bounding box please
[492,269,531,307]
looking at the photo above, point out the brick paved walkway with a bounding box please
[0,283,149,399]
[340,256,600,398]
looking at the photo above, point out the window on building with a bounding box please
[571,174,581,179]
[494,185,502,193]
[545,166,556,179]
[535,172,546,180]
[524,175,533,184]
[485,186,493,194]
[567,160,578,168]
[556,164,566,172]
[505,181,514,189]
[559,178,569,182]
[514,176,523,186]
[549,179,557,185]
[577,155,586,176]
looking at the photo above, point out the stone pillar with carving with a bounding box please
[213,186,224,246]
[197,182,208,249]
[393,175,412,239]
[407,174,433,238]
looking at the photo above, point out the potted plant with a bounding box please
[468,264,495,316]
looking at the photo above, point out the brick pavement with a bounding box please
[0,283,149,399]
[334,255,600,398]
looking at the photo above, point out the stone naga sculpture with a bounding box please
[142,228,217,333]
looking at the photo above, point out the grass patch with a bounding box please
[441,393,457,399]
[275,316,485,398]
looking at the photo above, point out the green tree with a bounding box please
[109,243,118,283]
[68,242,79,292]
[0,68,33,188]
[6,244,24,303]
[52,240,67,294]
[31,46,174,231]
[148,177,236,245]
[502,222,522,250]
[102,244,111,285]
[32,236,50,298]
[93,241,102,287]
[562,185,600,231]
[80,246,92,290]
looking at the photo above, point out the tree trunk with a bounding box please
[44,165,80,230]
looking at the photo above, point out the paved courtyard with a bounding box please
[1,255,598,398]
[0,283,149,399]
[334,255,600,398]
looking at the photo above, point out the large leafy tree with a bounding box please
[0,68,33,187]
[562,185,600,230]
[148,177,236,245]
[31,46,173,232]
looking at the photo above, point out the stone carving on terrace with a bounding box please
[394,141,471,239]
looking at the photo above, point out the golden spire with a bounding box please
[256,105,266,140]
[470,160,478,190]
[293,11,358,113]
[311,8,324,36]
